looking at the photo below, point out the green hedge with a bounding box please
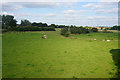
[70,27,90,34]
[7,26,55,31]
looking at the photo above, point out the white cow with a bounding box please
[106,40,110,42]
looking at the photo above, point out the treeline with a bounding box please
[61,27,98,37]
[8,26,55,31]
[1,15,71,32]
[110,25,120,30]
[1,14,120,32]
[1,15,55,31]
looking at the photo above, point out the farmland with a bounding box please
[2,30,118,78]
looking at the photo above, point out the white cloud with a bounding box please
[2,2,23,11]
[96,8,118,14]
[82,2,118,9]
[2,0,119,2]
[82,3,103,9]
[11,12,117,26]
[62,9,89,14]
[45,13,56,17]
[82,2,118,14]
[19,2,60,8]
[86,16,118,26]
[62,10,78,14]
[0,2,118,26]
[0,12,14,15]
[2,2,61,11]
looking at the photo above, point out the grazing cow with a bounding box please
[42,37,45,39]
[42,35,48,39]
[107,40,110,42]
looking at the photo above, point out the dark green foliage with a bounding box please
[7,26,55,31]
[9,19,17,27]
[61,28,68,35]
[2,15,17,29]
[109,72,114,75]
[61,28,70,37]
[91,28,98,32]
[20,19,31,26]
[70,27,90,34]
[49,24,56,28]
[110,25,120,30]
[58,25,69,28]
[64,32,70,37]
[110,49,120,78]
[31,22,48,27]
[73,76,78,79]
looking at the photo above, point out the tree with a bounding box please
[2,15,17,29]
[9,19,17,27]
[0,15,2,29]
[31,22,38,26]
[42,23,48,27]
[49,24,56,28]
[110,25,120,30]
[20,19,31,26]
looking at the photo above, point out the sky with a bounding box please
[0,1,119,26]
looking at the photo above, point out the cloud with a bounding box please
[82,2,118,14]
[0,12,14,15]
[11,11,117,26]
[19,2,60,8]
[62,9,89,14]
[62,10,78,14]
[87,16,107,20]
[96,8,118,14]
[2,0,119,2]
[2,2,23,11]
[87,16,117,26]
[82,3,103,9]
[1,2,118,26]
[82,2,118,9]
[45,13,56,17]
[2,2,61,11]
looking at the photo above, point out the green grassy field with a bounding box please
[2,31,118,78]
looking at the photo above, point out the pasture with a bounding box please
[2,31,118,78]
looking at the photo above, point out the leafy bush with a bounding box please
[64,32,70,37]
[61,28,68,35]
[61,28,69,37]
[91,28,98,32]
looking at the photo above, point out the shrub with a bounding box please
[91,28,98,32]
[64,31,70,37]
[61,28,68,35]
[61,28,69,37]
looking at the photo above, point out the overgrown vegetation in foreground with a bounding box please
[2,30,118,78]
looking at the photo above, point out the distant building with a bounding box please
[93,27,101,30]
